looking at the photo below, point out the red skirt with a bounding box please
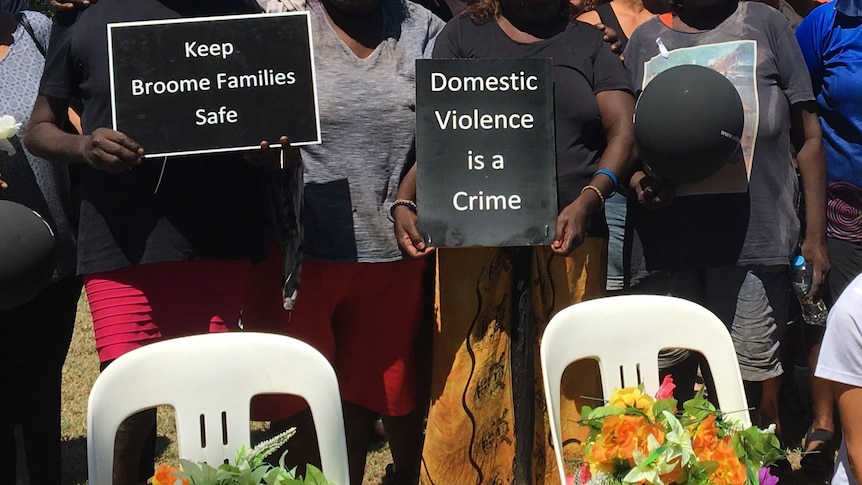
[84,260,250,363]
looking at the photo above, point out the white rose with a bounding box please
[0,114,22,156]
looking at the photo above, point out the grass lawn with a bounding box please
[59,292,392,484]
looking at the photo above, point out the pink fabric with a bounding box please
[84,260,250,362]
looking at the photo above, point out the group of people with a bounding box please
[2,0,862,483]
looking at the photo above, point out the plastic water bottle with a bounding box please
[790,254,828,326]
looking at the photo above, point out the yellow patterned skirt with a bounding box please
[421,239,608,485]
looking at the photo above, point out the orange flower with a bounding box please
[152,464,188,485]
[700,438,747,485]
[691,414,720,456]
[589,415,665,468]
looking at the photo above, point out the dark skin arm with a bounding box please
[791,100,829,298]
[393,164,434,259]
[552,89,636,255]
[25,95,143,172]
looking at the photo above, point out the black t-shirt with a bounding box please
[39,0,267,274]
[433,15,633,236]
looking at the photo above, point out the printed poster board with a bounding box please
[108,12,320,158]
[415,58,557,248]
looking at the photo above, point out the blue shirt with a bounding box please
[796,3,862,242]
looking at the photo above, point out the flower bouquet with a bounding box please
[569,376,784,485]
[151,428,335,485]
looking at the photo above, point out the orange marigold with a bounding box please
[152,464,188,485]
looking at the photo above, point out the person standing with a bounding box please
[794,0,862,475]
[0,1,81,483]
[814,272,862,485]
[240,1,444,484]
[624,0,828,442]
[394,0,637,482]
[24,1,275,483]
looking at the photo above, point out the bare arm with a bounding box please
[791,100,829,298]
[832,382,862,483]
[552,89,636,255]
[25,95,143,173]
[393,164,434,259]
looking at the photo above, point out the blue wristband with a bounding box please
[593,168,618,190]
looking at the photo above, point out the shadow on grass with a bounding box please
[61,435,173,484]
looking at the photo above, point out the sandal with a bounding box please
[800,427,836,477]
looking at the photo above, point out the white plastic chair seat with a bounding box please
[540,294,751,484]
[87,332,349,485]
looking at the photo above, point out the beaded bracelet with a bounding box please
[593,168,618,191]
[389,199,417,222]
[581,185,605,210]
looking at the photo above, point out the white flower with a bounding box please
[0,115,23,156]
[660,410,694,464]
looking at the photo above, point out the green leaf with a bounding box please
[585,405,627,421]
[682,397,715,420]
[651,399,678,422]
[303,465,334,485]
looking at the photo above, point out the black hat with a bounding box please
[0,200,56,309]
[634,64,744,185]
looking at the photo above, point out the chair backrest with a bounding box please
[87,332,349,485]
[540,294,750,485]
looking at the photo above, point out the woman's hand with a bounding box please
[630,169,676,209]
[82,127,143,173]
[800,237,829,300]
[594,23,625,60]
[245,136,301,171]
[551,197,593,256]
[395,204,434,259]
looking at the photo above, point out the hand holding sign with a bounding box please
[83,127,144,173]
[244,136,301,171]
[394,166,435,259]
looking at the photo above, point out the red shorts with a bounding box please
[243,245,426,418]
[84,260,250,363]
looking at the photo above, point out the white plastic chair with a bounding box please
[540,294,751,484]
[86,332,350,485]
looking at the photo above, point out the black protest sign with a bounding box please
[108,12,319,157]
[415,58,557,248]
